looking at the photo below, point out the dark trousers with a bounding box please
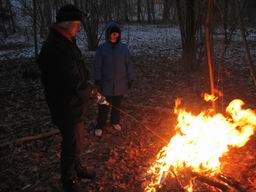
[96,96,123,129]
[57,121,84,181]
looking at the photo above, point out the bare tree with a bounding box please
[78,0,102,51]
[151,0,155,21]
[146,0,152,22]
[123,0,129,22]
[115,0,121,21]
[45,0,52,27]
[246,0,256,26]
[6,0,15,33]
[162,0,173,23]
[137,0,142,22]
[0,0,8,38]
[222,0,228,43]
[236,0,256,86]
[33,0,38,58]
[0,0,16,38]
[37,1,46,38]
[176,0,197,72]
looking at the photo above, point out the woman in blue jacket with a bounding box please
[93,22,135,136]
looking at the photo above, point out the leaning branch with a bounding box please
[0,129,59,149]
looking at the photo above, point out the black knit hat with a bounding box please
[56,4,82,23]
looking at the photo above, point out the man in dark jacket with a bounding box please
[92,22,135,137]
[38,4,94,192]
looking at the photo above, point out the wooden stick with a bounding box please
[123,103,171,113]
[205,0,216,111]
[0,129,59,149]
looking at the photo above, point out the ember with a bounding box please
[145,95,256,192]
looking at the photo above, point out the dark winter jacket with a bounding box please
[38,26,89,125]
[93,22,135,96]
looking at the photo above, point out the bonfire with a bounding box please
[145,94,256,192]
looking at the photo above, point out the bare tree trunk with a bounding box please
[45,0,52,27]
[102,0,107,22]
[80,0,100,51]
[137,0,142,22]
[0,0,7,38]
[151,0,155,22]
[247,0,256,26]
[116,0,121,21]
[236,0,256,86]
[123,0,129,22]
[33,0,38,59]
[109,0,113,21]
[223,0,228,43]
[38,1,46,38]
[183,0,196,72]
[6,0,15,33]
[176,0,185,47]
[162,0,172,23]
[102,0,112,22]
[146,0,152,23]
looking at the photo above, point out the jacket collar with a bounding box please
[107,41,121,49]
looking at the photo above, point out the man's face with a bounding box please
[69,21,81,37]
[110,32,120,43]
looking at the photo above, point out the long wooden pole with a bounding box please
[205,0,215,110]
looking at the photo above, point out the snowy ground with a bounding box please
[0,24,181,60]
[1,24,256,62]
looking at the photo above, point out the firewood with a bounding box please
[216,174,247,192]
[191,172,230,192]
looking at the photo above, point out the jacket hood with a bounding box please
[105,21,121,43]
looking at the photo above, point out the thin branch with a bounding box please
[0,129,59,149]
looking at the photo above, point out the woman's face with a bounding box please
[110,32,119,43]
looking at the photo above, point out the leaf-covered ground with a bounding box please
[1,38,256,192]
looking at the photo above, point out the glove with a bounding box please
[128,81,133,89]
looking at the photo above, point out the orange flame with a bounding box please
[203,93,218,102]
[145,97,256,192]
